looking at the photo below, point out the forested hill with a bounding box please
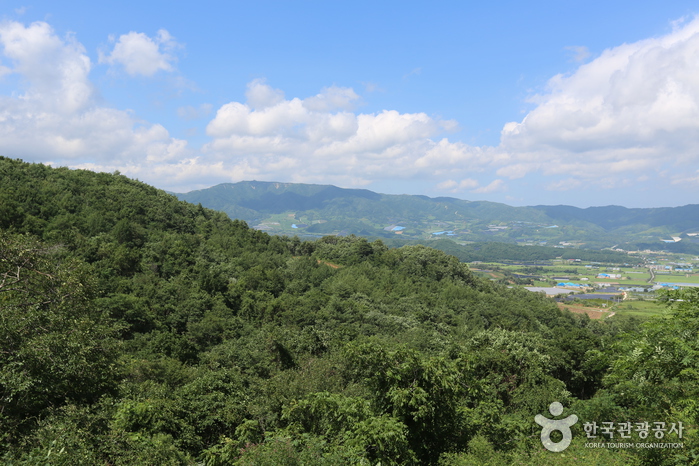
[2,156,698,464]
[175,181,556,242]
[532,204,699,232]
[175,181,699,250]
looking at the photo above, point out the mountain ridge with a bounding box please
[174,181,699,250]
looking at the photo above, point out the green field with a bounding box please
[611,299,668,318]
[468,260,687,321]
[653,272,699,284]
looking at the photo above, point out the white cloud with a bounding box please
[0,21,189,175]
[472,179,505,194]
[436,178,480,192]
[201,80,489,189]
[415,139,490,169]
[0,21,93,113]
[99,29,179,77]
[672,171,699,185]
[499,16,699,187]
[495,162,532,179]
[303,85,360,112]
[7,16,699,201]
[245,78,285,109]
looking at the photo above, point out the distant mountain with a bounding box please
[532,204,699,232]
[174,181,699,251]
[177,181,541,219]
[177,182,381,219]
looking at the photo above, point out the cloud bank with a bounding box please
[0,21,187,174]
[197,78,492,188]
[2,16,699,202]
[499,16,699,191]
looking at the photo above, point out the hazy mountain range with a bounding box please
[174,181,699,252]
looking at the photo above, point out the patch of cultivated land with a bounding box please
[488,261,672,318]
[612,300,668,318]
[470,268,505,280]
[654,273,699,284]
[557,302,611,319]
[559,299,666,319]
[473,258,694,320]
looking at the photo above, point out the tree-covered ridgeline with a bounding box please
[176,180,699,251]
[0,156,696,464]
[390,237,631,264]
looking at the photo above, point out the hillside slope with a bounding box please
[1,157,696,465]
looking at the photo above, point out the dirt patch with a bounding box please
[317,260,341,269]
[557,302,610,320]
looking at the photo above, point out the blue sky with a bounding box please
[2,1,699,207]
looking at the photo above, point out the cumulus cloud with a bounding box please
[140,14,699,202]
[99,29,179,76]
[0,21,494,194]
[245,78,285,109]
[8,16,699,202]
[0,21,93,113]
[0,21,188,175]
[499,16,699,190]
[202,80,490,188]
[303,85,360,112]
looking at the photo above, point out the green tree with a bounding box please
[342,343,469,464]
[598,288,699,463]
[0,232,121,447]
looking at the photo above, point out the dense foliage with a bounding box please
[0,157,696,464]
[396,238,632,264]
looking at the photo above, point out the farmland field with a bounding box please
[470,258,681,320]
[653,272,699,284]
[611,299,668,318]
[556,302,611,319]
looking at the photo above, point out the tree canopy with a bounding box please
[0,157,694,465]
